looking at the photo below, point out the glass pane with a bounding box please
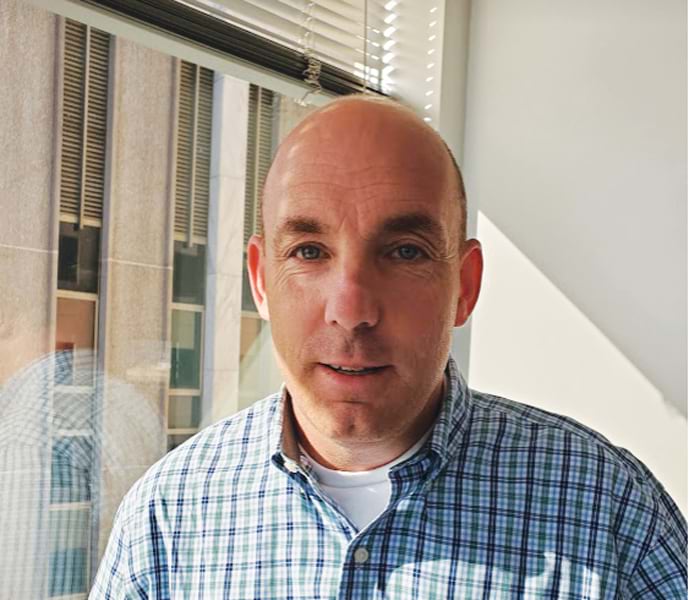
[170,310,202,389]
[55,297,96,387]
[53,390,95,433]
[167,433,194,452]
[168,395,201,429]
[238,317,282,411]
[1,4,307,591]
[58,222,100,293]
[173,241,206,304]
[241,252,257,312]
[51,436,93,503]
[49,509,90,596]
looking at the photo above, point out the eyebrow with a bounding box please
[379,212,444,240]
[273,212,446,248]
[274,218,325,245]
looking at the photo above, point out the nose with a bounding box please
[323,259,381,332]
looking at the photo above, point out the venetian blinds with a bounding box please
[82,0,396,96]
[243,85,274,245]
[185,0,393,93]
[174,61,214,245]
[60,19,111,226]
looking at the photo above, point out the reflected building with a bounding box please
[0,0,315,596]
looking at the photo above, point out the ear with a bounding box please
[247,234,270,321]
[454,239,483,327]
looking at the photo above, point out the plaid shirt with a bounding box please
[91,357,687,599]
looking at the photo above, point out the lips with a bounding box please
[320,363,388,376]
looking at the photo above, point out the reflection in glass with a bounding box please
[49,508,90,596]
[58,223,100,293]
[170,310,202,389]
[238,316,283,411]
[55,298,96,387]
[168,395,201,429]
[241,252,257,312]
[53,390,94,432]
[51,436,93,504]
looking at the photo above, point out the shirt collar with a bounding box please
[269,355,472,474]
[425,355,472,469]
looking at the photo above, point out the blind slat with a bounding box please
[187,0,392,91]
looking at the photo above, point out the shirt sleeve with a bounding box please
[89,492,167,600]
[626,520,687,599]
[623,465,687,598]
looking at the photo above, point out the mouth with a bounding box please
[320,363,389,376]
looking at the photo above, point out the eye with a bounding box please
[294,244,322,260]
[391,244,426,261]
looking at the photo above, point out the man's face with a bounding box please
[248,100,480,448]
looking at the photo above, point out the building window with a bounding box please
[168,60,213,452]
[55,295,97,387]
[50,17,110,597]
[170,308,203,390]
[172,241,205,305]
[58,223,100,293]
[48,507,91,597]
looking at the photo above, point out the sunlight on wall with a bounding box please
[468,212,687,514]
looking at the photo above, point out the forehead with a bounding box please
[263,103,457,236]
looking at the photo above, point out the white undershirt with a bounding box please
[299,429,433,531]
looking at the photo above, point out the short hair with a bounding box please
[260,93,467,244]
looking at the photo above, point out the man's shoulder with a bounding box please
[469,389,642,469]
[117,392,281,520]
[466,388,683,525]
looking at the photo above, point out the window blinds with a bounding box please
[79,0,394,95]
[243,84,274,245]
[60,19,111,226]
[174,61,214,245]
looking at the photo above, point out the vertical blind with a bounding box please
[174,61,214,244]
[60,19,111,225]
[243,84,274,245]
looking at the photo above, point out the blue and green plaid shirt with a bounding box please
[91,357,687,598]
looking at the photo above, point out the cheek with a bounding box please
[264,270,324,352]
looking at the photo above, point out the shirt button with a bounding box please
[353,547,369,564]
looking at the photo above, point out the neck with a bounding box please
[290,380,443,472]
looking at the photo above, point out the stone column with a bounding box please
[0,3,59,597]
[202,74,249,424]
[96,37,175,560]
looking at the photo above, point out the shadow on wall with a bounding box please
[468,212,687,515]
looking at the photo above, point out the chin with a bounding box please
[316,404,395,442]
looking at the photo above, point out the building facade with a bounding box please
[0,1,314,596]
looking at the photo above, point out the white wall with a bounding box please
[462,0,687,510]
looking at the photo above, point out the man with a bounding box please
[91,96,686,598]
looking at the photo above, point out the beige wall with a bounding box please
[463,0,687,511]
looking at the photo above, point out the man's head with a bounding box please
[247,94,482,466]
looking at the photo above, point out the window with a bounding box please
[49,17,110,597]
[58,223,100,293]
[168,60,213,452]
[1,3,333,592]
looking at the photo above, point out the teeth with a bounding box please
[327,364,382,374]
